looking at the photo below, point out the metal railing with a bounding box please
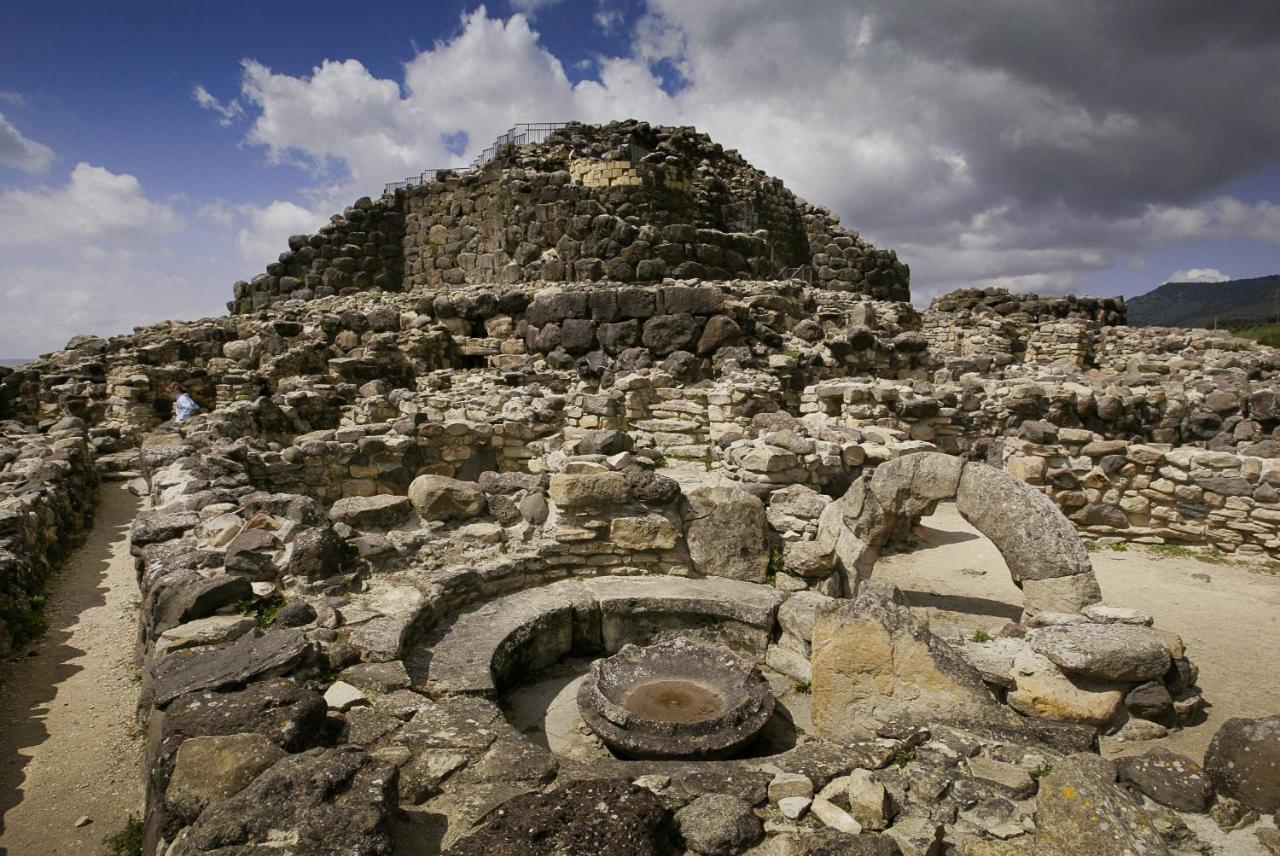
[383,122,572,194]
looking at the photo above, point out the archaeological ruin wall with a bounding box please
[4,121,1280,856]
[230,121,910,314]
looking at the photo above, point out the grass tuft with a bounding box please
[103,813,144,856]
[890,745,917,767]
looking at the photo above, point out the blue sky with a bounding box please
[2,0,1279,356]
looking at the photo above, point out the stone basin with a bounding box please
[577,639,775,760]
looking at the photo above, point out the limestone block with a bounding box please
[680,486,769,582]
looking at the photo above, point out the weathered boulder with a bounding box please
[165,733,286,827]
[845,768,892,831]
[1032,755,1166,855]
[642,313,702,355]
[1124,680,1174,721]
[222,527,278,578]
[151,629,312,706]
[154,615,257,658]
[810,582,1003,741]
[783,540,836,579]
[1020,573,1102,617]
[868,452,963,519]
[1116,748,1213,813]
[610,513,679,551]
[147,679,328,846]
[131,511,200,551]
[147,571,252,639]
[408,475,486,520]
[675,793,763,856]
[1006,649,1123,726]
[1204,716,1280,811]
[166,746,397,855]
[446,778,678,855]
[696,315,743,355]
[681,486,769,582]
[328,494,413,528]
[280,524,347,578]
[1027,624,1171,682]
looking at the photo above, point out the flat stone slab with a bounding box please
[581,575,783,630]
[421,576,783,699]
[152,629,311,707]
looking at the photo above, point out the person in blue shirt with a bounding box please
[170,383,199,423]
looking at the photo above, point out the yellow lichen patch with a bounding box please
[1060,785,1076,799]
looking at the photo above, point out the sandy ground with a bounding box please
[878,502,1280,761]
[0,484,143,856]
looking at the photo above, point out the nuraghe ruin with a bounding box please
[2,120,1279,855]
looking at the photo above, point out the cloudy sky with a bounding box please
[2,0,1279,357]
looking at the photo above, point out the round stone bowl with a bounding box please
[577,639,775,760]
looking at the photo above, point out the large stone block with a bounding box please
[549,472,630,510]
[408,475,486,520]
[1027,624,1171,682]
[955,462,1094,583]
[1204,716,1280,812]
[681,486,769,582]
[810,582,1003,741]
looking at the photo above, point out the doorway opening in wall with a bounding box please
[871,501,1025,638]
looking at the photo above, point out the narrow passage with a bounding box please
[0,483,144,855]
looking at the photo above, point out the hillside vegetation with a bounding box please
[1127,274,1280,328]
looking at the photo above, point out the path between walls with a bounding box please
[0,483,143,855]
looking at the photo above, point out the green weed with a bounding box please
[241,591,286,629]
[793,677,811,694]
[102,813,144,856]
[1,594,48,649]
[890,746,917,767]
[971,629,992,643]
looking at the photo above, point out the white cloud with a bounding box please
[0,112,54,173]
[193,85,244,126]
[1170,267,1230,283]
[0,162,180,247]
[216,4,1280,308]
[0,164,238,358]
[594,1,625,34]
[507,0,566,15]
[0,92,25,106]
[236,200,328,267]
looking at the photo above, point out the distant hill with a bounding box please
[1127,275,1280,328]
[0,358,32,367]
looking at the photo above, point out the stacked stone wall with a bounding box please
[229,120,910,312]
[0,420,98,656]
[1003,432,1280,559]
[229,196,406,314]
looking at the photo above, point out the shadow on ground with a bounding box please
[0,485,138,847]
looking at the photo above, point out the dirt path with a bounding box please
[877,502,1280,761]
[0,483,143,855]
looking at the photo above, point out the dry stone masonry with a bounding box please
[1,121,1279,855]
